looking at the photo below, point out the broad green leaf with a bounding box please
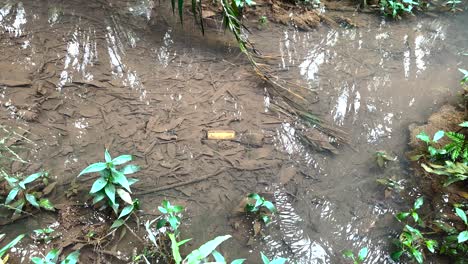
[212,250,225,263]
[45,248,60,262]
[39,199,55,211]
[416,131,430,143]
[112,155,132,165]
[458,231,468,243]
[105,149,112,163]
[0,234,24,258]
[411,212,419,223]
[168,215,179,230]
[184,235,232,264]
[260,252,270,264]
[110,219,124,229]
[92,192,106,205]
[25,193,39,208]
[111,202,119,215]
[61,250,80,264]
[342,249,354,258]
[5,187,20,205]
[116,189,133,204]
[172,205,184,213]
[158,206,168,214]
[105,184,116,205]
[395,212,410,221]
[121,165,140,175]
[411,249,423,264]
[118,205,134,219]
[31,257,45,264]
[405,225,422,238]
[128,178,139,186]
[90,178,108,194]
[78,162,107,177]
[358,247,368,261]
[455,207,467,225]
[156,219,167,229]
[433,130,444,142]
[168,233,183,264]
[425,240,437,253]
[270,258,287,264]
[414,197,424,209]
[390,250,403,261]
[20,172,44,188]
[111,168,131,193]
[459,121,468,128]
[262,201,277,213]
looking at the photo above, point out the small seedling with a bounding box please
[77,149,140,228]
[460,68,468,84]
[0,234,24,263]
[31,249,80,264]
[32,228,58,244]
[245,193,277,224]
[446,0,462,10]
[396,197,424,226]
[260,252,287,264]
[2,171,55,216]
[343,247,368,264]
[156,200,184,233]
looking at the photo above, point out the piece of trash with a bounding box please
[206,130,236,140]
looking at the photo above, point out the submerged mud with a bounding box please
[0,0,467,263]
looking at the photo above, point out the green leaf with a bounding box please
[459,121,468,128]
[5,187,20,205]
[416,131,430,143]
[121,164,140,175]
[20,172,44,187]
[92,192,106,205]
[390,250,403,261]
[128,178,139,185]
[105,183,116,205]
[212,250,226,263]
[78,162,107,177]
[411,249,423,264]
[116,189,133,204]
[433,130,445,142]
[396,212,410,221]
[411,212,419,223]
[172,205,184,213]
[260,252,270,264]
[156,219,167,229]
[39,198,55,211]
[0,234,24,258]
[414,197,424,209]
[178,0,183,23]
[111,219,124,229]
[118,205,134,219]
[112,155,132,165]
[111,168,131,193]
[358,247,368,261]
[262,201,277,213]
[342,250,354,258]
[184,235,232,264]
[405,225,423,238]
[61,250,80,264]
[168,215,180,230]
[425,240,437,253]
[31,257,45,264]
[158,206,168,214]
[458,231,468,243]
[270,258,287,264]
[455,207,467,225]
[45,248,60,262]
[111,202,119,215]
[90,177,108,194]
[105,149,112,163]
[25,193,39,208]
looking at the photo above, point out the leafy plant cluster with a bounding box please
[415,122,468,186]
[244,193,277,224]
[141,200,286,264]
[392,197,468,263]
[343,247,368,264]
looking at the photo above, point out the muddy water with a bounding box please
[0,0,467,263]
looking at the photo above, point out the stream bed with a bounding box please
[0,0,467,263]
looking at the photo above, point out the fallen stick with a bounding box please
[136,169,225,195]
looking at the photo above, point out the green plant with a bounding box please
[32,228,58,244]
[421,161,468,186]
[77,149,140,228]
[446,0,462,10]
[31,249,80,264]
[258,16,268,26]
[156,200,184,233]
[392,225,437,263]
[343,247,368,264]
[416,130,446,158]
[380,0,420,18]
[2,171,55,216]
[260,252,287,264]
[375,151,397,168]
[245,193,277,224]
[460,68,468,84]
[0,234,24,263]
[396,197,425,226]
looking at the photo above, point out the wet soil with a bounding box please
[0,0,467,263]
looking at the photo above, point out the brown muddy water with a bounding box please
[0,0,467,263]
